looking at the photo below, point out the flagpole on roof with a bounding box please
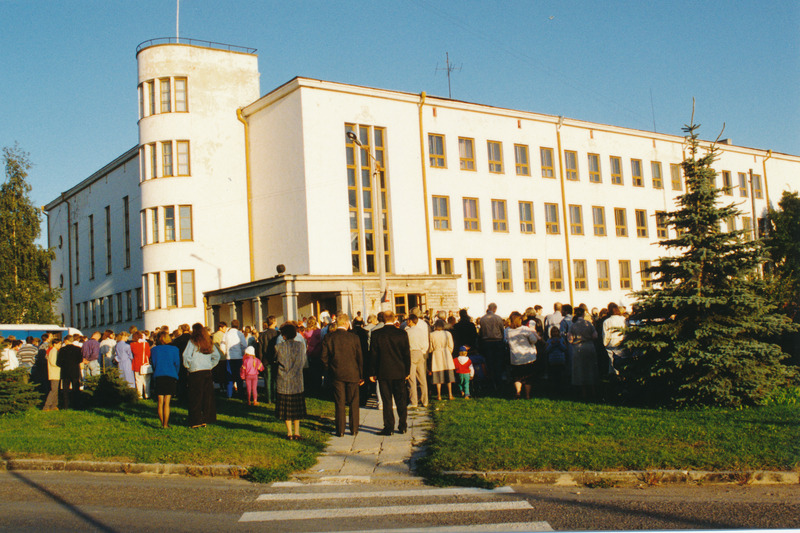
[176,0,180,43]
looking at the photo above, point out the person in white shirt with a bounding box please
[221,319,247,398]
[405,314,430,408]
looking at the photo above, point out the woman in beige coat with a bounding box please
[429,319,455,400]
[43,339,63,411]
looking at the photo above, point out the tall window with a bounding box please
[573,259,588,290]
[742,216,753,240]
[107,295,114,323]
[159,78,171,113]
[514,144,530,176]
[640,260,653,289]
[496,259,512,292]
[564,150,578,180]
[161,141,173,176]
[656,211,668,239]
[177,141,190,175]
[631,159,643,187]
[149,142,157,179]
[549,259,564,291]
[753,174,763,199]
[466,259,484,292]
[568,204,584,235]
[181,270,195,307]
[123,196,130,268]
[487,141,503,173]
[150,208,159,244]
[597,260,610,290]
[592,206,606,236]
[614,207,628,237]
[540,147,555,178]
[164,206,175,241]
[179,205,193,241]
[126,290,132,321]
[73,222,80,284]
[619,260,632,289]
[545,203,560,234]
[721,171,733,196]
[436,258,453,275]
[519,201,534,233]
[635,209,648,238]
[588,153,601,183]
[458,137,475,170]
[428,134,446,168]
[432,196,451,230]
[147,81,155,116]
[726,215,736,232]
[345,124,391,274]
[88,215,95,280]
[136,288,143,318]
[522,259,539,292]
[670,164,682,191]
[174,77,188,112]
[610,156,623,185]
[738,172,748,197]
[152,272,162,309]
[491,200,508,232]
[117,293,123,320]
[463,198,480,231]
[166,271,178,308]
[105,206,111,274]
[651,161,663,189]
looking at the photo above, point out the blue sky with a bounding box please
[1,0,798,237]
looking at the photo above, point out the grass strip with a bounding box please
[421,397,800,473]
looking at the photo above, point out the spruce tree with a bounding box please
[765,191,800,311]
[621,119,797,407]
[0,144,61,324]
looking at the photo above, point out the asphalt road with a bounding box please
[0,470,797,532]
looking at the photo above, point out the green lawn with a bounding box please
[422,397,800,473]
[0,396,334,481]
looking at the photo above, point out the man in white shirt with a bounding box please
[405,314,430,408]
[222,319,246,398]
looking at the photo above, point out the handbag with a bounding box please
[140,363,153,374]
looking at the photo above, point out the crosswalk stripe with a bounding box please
[257,486,515,501]
[318,522,554,533]
[239,500,533,522]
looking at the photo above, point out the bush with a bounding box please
[83,368,139,407]
[0,368,41,414]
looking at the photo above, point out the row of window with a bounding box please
[144,270,196,310]
[436,257,653,294]
[138,77,189,119]
[74,289,141,330]
[139,140,191,181]
[427,134,766,199]
[72,197,131,286]
[140,205,193,246]
[432,197,670,239]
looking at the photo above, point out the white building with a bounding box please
[46,39,800,332]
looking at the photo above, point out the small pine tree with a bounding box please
[621,118,797,407]
[0,368,41,414]
[0,144,61,324]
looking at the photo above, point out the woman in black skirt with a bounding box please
[275,323,308,440]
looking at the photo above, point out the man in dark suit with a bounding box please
[369,310,411,436]
[321,313,364,437]
[259,316,280,404]
[56,336,84,409]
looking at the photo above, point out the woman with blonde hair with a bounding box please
[430,319,455,400]
[504,311,539,399]
[183,323,221,428]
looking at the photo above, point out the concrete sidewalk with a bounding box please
[294,398,430,484]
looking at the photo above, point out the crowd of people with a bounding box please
[0,301,632,437]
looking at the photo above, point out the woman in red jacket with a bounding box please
[130,331,152,399]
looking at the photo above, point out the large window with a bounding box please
[592,206,606,236]
[428,134,446,168]
[164,206,175,241]
[159,78,171,113]
[487,141,503,173]
[670,164,682,191]
[139,77,188,117]
[161,141,173,176]
[588,153,601,183]
[549,259,564,291]
[619,260,632,289]
[496,259,512,292]
[174,77,188,112]
[631,159,643,187]
[491,200,508,232]
[610,156,623,185]
[614,207,628,237]
[738,172,749,197]
[150,208,159,243]
[152,272,162,309]
[568,204,584,235]
[436,258,453,275]
[177,141,190,176]
[651,161,663,189]
[540,147,555,178]
[721,171,733,196]
[519,201,534,233]
[181,270,195,307]
[753,174,763,199]
[522,259,539,292]
[565,150,578,181]
[635,209,648,238]
[432,196,451,230]
[514,144,530,176]
[466,259,484,292]
[179,205,193,241]
[656,211,668,239]
[597,260,610,290]
[458,137,475,170]
[640,260,653,289]
[573,259,588,290]
[166,271,178,308]
[463,198,480,231]
[545,203,560,234]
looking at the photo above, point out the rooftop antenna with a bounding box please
[176,0,180,43]
[649,88,657,132]
[435,52,462,99]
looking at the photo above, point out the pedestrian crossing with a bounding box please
[239,483,553,531]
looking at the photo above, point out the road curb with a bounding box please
[441,469,800,486]
[1,458,249,478]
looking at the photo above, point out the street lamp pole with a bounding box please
[347,131,388,311]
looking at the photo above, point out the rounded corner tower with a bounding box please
[135,38,260,329]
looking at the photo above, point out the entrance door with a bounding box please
[394,293,426,316]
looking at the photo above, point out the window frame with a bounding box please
[635,209,648,238]
[491,199,508,232]
[514,144,530,176]
[432,195,451,231]
[487,141,503,174]
[597,259,610,290]
[670,163,682,191]
[436,258,453,275]
[548,259,564,292]
[619,260,632,289]
[522,259,539,292]
[631,158,644,187]
[614,207,628,237]
[466,258,484,293]
[180,270,195,307]
[721,170,733,196]
[495,259,512,292]
[656,211,668,239]
[518,201,535,234]
[458,137,475,171]
[564,150,579,181]
[540,147,555,178]
[179,204,193,241]
[568,204,584,235]
[610,156,623,185]
[428,133,446,168]
[573,259,588,291]
[544,203,560,235]
[640,260,653,289]
[592,206,607,236]
[463,197,480,231]
[174,77,188,112]
[176,140,190,176]
[651,161,663,189]
[588,153,602,183]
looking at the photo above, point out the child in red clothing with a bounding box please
[240,346,264,405]
[452,346,475,399]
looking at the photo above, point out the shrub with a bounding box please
[0,368,41,414]
[83,368,139,407]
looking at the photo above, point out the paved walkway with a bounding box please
[296,398,430,483]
